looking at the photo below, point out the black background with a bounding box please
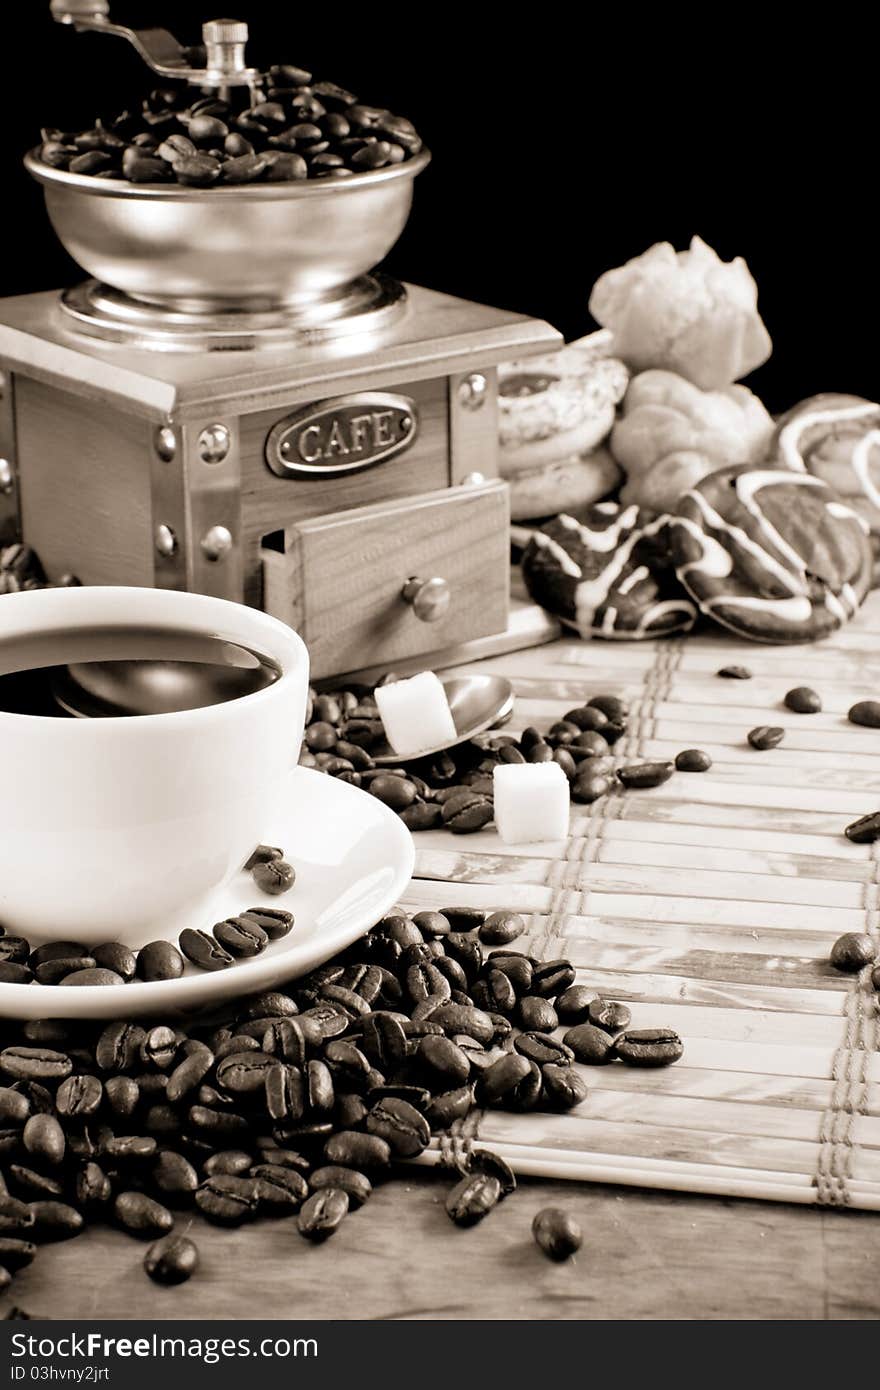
[1,3,876,412]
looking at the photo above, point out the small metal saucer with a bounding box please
[370,674,515,766]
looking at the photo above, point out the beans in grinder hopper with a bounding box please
[39,71,424,185]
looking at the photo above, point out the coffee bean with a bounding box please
[0,1196,34,1234]
[188,1106,249,1139]
[360,1014,408,1069]
[213,917,269,957]
[587,998,632,1034]
[478,911,525,946]
[195,1175,260,1226]
[141,1027,178,1069]
[0,1238,37,1271]
[416,1035,470,1087]
[102,1136,157,1162]
[240,989,299,1018]
[298,1188,349,1242]
[96,1023,145,1072]
[104,1076,139,1118]
[442,908,486,933]
[516,996,559,1032]
[531,960,576,998]
[202,1151,252,1178]
[0,939,30,966]
[55,1075,102,1119]
[60,967,124,987]
[425,1085,475,1130]
[400,802,443,831]
[144,1232,199,1285]
[0,1090,29,1125]
[136,941,184,982]
[480,1052,533,1103]
[514,1032,574,1067]
[675,748,712,772]
[613,1028,683,1066]
[0,963,32,984]
[748,726,785,750]
[845,812,880,844]
[216,1051,276,1095]
[152,1151,199,1203]
[309,1166,371,1208]
[488,955,533,994]
[541,1064,588,1111]
[114,1191,174,1239]
[250,1167,309,1212]
[27,1200,84,1243]
[251,859,296,895]
[572,771,613,803]
[84,942,134,981]
[829,933,876,972]
[445,1173,501,1227]
[75,1163,111,1209]
[179,929,234,971]
[616,761,674,789]
[554,985,593,1025]
[368,775,418,811]
[428,1003,495,1045]
[265,1063,305,1124]
[718,665,752,679]
[565,706,610,733]
[532,1207,582,1260]
[323,1131,391,1170]
[562,1024,614,1064]
[849,700,880,728]
[441,791,494,833]
[365,1098,429,1157]
[0,1048,72,1082]
[782,686,821,714]
[166,1047,213,1104]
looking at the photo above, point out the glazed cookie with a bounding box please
[499,336,629,476]
[772,393,880,530]
[522,501,698,639]
[507,447,621,522]
[668,466,872,643]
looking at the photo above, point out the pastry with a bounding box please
[522,501,698,639]
[772,393,880,532]
[507,447,622,523]
[611,369,773,514]
[498,334,628,475]
[589,237,772,391]
[668,466,872,643]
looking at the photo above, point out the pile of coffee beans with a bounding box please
[0,904,681,1297]
[299,682,712,833]
[38,67,423,186]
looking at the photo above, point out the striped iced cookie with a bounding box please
[773,393,880,530]
[521,501,697,639]
[668,465,872,643]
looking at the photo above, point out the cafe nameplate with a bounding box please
[266,393,419,479]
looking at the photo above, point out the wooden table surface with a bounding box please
[6,1172,880,1321]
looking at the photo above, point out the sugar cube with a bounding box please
[493,762,570,844]
[374,670,458,756]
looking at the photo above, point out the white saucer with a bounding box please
[0,768,415,1020]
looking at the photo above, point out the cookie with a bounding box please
[507,447,621,523]
[668,466,872,643]
[522,502,698,639]
[499,338,628,476]
[772,393,880,530]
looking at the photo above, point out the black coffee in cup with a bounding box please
[0,625,281,717]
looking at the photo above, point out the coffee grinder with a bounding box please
[0,3,560,678]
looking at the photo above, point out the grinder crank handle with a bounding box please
[49,2,261,89]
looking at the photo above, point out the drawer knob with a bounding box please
[401,576,451,623]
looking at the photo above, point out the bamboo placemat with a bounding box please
[401,593,880,1209]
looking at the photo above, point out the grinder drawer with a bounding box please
[261,479,509,678]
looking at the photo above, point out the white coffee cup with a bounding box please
[0,586,308,943]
